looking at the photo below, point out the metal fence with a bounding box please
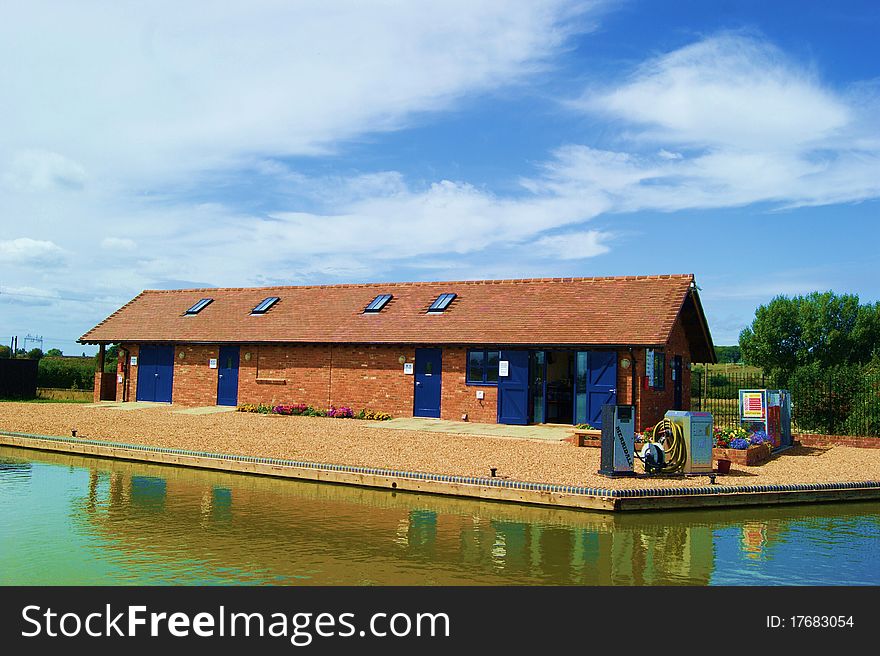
[691,368,880,437]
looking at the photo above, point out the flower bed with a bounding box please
[714,443,772,466]
[713,426,774,465]
[238,403,392,420]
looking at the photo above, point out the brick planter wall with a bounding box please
[794,433,880,449]
[714,444,772,466]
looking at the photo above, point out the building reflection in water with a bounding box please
[70,456,729,585]
[7,446,878,585]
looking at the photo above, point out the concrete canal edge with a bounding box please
[2,430,880,513]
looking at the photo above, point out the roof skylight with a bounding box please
[427,293,456,313]
[184,298,213,315]
[251,296,280,315]
[364,294,393,313]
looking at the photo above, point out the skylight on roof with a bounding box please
[364,294,392,313]
[428,293,456,313]
[184,298,213,315]
[251,296,280,315]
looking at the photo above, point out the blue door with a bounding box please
[586,351,617,427]
[413,348,442,418]
[136,345,174,403]
[498,350,529,425]
[217,346,240,406]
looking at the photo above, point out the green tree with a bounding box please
[46,348,63,357]
[0,345,9,358]
[27,348,44,360]
[106,344,119,372]
[714,345,741,363]
[740,292,880,383]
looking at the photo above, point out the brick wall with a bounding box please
[441,347,498,422]
[795,433,880,449]
[92,371,117,402]
[236,344,417,416]
[114,329,699,425]
[329,345,415,415]
[172,344,221,406]
[238,345,331,408]
[632,318,693,430]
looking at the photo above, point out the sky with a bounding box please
[1,0,878,354]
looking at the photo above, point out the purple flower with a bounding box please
[328,406,354,418]
[749,430,769,445]
[729,438,750,450]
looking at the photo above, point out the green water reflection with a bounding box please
[1,446,878,585]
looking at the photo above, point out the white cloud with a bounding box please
[3,150,87,192]
[0,0,604,343]
[559,34,880,210]
[0,238,65,266]
[533,230,611,259]
[0,285,60,307]
[0,1,595,186]
[584,34,850,149]
[100,237,137,251]
[2,24,879,349]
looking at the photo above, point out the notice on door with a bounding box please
[499,360,509,377]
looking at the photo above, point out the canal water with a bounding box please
[1,446,878,585]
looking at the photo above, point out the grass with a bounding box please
[693,363,764,376]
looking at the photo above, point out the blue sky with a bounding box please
[1,0,878,353]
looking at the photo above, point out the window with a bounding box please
[251,296,280,315]
[652,351,666,390]
[467,349,501,384]
[428,293,456,312]
[184,298,212,315]
[364,294,392,313]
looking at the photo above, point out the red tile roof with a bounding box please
[80,274,712,356]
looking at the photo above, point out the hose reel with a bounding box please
[640,417,688,475]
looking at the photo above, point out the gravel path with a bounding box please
[2,403,878,490]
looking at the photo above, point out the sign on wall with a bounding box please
[130,356,137,366]
[403,362,414,375]
[209,358,218,369]
[645,348,654,383]
[498,360,509,377]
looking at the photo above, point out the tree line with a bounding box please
[0,345,119,390]
[737,291,880,435]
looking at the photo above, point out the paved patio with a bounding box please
[83,402,236,415]
[83,401,171,411]
[171,406,238,415]
[370,417,574,441]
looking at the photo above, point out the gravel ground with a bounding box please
[2,402,879,490]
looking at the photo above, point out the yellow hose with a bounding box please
[645,418,688,474]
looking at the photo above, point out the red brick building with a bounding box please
[81,274,714,429]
